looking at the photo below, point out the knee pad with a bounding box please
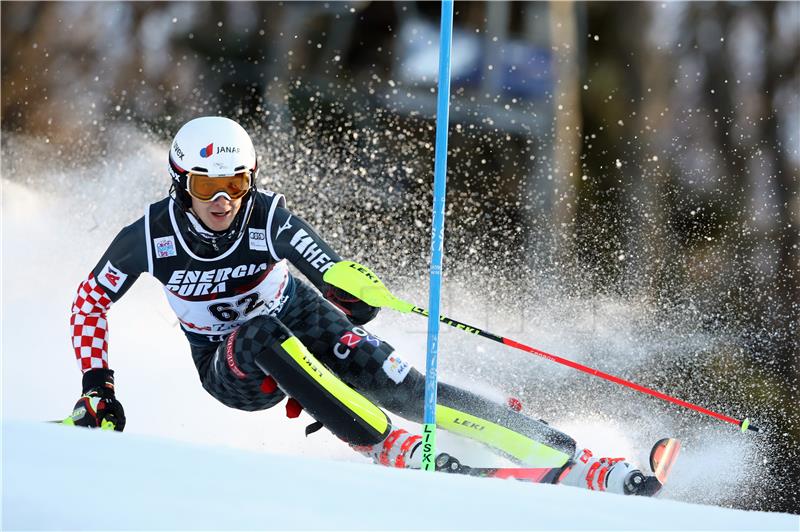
[248,319,391,447]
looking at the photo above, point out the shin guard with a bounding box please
[238,315,391,446]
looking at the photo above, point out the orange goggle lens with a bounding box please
[187,172,251,201]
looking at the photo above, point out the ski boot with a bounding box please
[352,428,425,469]
[559,448,660,496]
[353,429,479,473]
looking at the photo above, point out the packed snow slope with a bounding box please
[3,421,797,531]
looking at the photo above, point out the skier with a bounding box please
[65,116,658,495]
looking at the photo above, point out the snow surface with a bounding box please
[3,421,797,531]
[1,148,797,529]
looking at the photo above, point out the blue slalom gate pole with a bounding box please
[421,0,454,472]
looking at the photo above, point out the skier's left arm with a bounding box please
[268,204,380,325]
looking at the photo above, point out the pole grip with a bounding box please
[740,418,761,433]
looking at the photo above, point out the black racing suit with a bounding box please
[70,189,576,465]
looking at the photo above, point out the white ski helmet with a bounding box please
[168,116,259,208]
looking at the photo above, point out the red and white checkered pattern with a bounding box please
[71,273,113,372]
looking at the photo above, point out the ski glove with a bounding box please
[324,285,380,325]
[65,368,126,431]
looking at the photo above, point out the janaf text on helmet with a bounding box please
[216,146,240,154]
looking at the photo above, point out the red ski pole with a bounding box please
[408,306,759,433]
[323,261,761,433]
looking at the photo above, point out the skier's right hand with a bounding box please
[64,368,126,431]
[324,285,380,325]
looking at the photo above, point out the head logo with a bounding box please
[199,143,214,158]
[173,142,185,160]
[216,146,240,154]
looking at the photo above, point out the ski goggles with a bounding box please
[187,171,251,202]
